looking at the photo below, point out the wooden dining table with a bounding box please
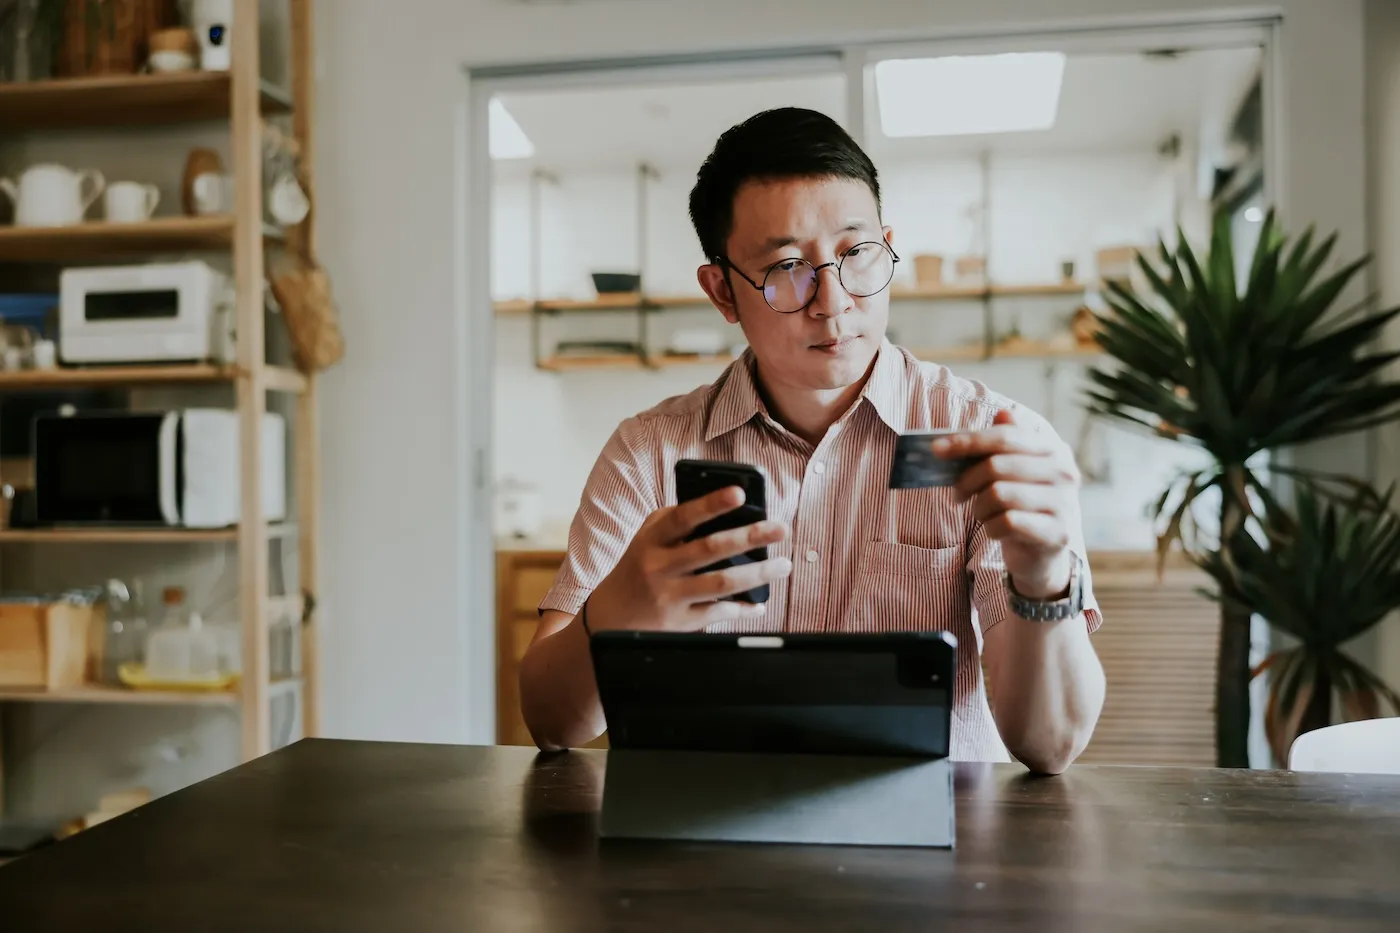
[0,739,1397,931]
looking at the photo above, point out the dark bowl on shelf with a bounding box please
[591,272,642,295]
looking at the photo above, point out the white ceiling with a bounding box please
[493,46,1261,175]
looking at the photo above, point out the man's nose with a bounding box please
[808,264,853,319]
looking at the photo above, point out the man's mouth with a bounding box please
[811,335,858,351]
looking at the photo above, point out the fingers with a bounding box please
[981,511,1071,550]
[665,519,790,575]
[672,555,793,606]
[971,482,1063,525]
[688,598,770,628]
[932,425,1055,460]
[655,485,746,545]
[955,454,1079,502]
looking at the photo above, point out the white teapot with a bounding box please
[0,164,106,227]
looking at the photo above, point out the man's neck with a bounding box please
[753,355,879,449]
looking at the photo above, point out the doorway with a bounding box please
[465,18,1276,760]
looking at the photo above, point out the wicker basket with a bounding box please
[270,257,346,374]
[56,0,176,77]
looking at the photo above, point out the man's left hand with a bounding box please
[933,408,1081,599]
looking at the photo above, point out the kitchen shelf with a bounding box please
[0,72,291,133]
[0,524,297,544]
[0,678,301,707]
[910,341,1105,363]
[891,282,1087,301]
[0,216,285,263]
[537,353,647,372]
[499,284,1083,316]
[0,363,305,393]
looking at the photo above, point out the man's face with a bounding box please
[698,176,893,392]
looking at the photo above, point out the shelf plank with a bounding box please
[537,353,646,372]
[0,216,285,263]
[0,685,236,706]
[892,282,1087,301]
[536,294,646,312]
[0,73,291,132]
[502,285,1082,316]
[0,524,296,544]
[648,352,739,367]
[0,363,305,392]
[911,342,1104,362]
[0,678,301,707]
[910,345,990,362]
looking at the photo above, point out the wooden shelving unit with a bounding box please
[0,71,290,131]
[0,0,322,772]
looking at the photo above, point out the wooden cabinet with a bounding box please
[496,550,565,746]
[1078,553,1220,767]
[494,548,1219,764]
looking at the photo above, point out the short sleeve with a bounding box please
[967,403,1103,635]
[539,416,660,616]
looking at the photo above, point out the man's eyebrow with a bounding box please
[753,223,870,256]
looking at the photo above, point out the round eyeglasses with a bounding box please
[720,241,900,314]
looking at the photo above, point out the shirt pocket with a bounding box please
[841,541,967,633]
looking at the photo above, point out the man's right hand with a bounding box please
[585,486,792,633]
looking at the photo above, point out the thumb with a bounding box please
[993,407,1018,427]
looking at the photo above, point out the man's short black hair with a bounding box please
[688,107,881,263]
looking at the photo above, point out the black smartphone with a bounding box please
[674,458,770,604]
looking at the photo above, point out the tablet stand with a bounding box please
[599,749,955,847]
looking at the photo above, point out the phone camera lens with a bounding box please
[208,24,226,45]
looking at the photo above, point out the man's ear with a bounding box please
[883,225,895,248]
[698,263,741,324]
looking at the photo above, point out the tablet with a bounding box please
[590,631,956,759]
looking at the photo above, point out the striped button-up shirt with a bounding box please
[541,339,1102,762]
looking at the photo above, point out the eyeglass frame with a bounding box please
[715,239,901,314]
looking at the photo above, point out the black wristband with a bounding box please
[578,599,592,636]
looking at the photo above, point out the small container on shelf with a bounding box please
[0,594,96,690]
[913,254,945,288]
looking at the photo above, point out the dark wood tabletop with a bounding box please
[1,739,1398,932]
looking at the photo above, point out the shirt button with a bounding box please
[805,549,819,563]
[812,461,826,475]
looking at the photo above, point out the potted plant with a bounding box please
[1086,209,1400,767]
[1198,484,1400,764]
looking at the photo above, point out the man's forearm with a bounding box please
[984,614,1105,774]
[518,611,607,750]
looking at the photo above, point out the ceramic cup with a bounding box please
[191,172,235,215]
[105,181,161,223]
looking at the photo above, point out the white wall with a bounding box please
[315,0,1371,746]
[1366,0,1400,695]
[492,150,1211,550]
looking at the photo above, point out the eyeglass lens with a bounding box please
[761,242,895,313]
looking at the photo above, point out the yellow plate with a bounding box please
[117,662,239,692]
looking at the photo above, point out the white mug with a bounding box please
[105,181,161,223]
[191,172,235,215]
[0,164,105,227]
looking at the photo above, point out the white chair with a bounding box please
[1288,719,1400,775]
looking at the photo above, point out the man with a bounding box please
[519,107,1105,774]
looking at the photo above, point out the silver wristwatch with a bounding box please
[1005,551,1085,622]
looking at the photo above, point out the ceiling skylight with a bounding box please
[875,52,1066,138]
[490,98,535,160]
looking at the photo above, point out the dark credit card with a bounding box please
[889,430,976,489]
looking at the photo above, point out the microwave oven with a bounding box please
[59,261,235,365]
[34,409,286,528]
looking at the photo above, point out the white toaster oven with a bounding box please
[59,261,236,365]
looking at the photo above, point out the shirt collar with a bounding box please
[704,338,908,441]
